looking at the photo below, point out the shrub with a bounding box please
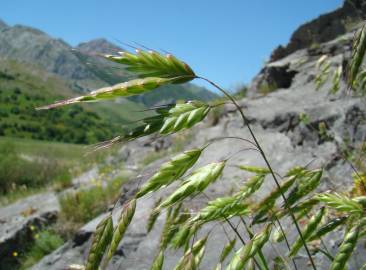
[19,229,64,270]
[57,177,126,237]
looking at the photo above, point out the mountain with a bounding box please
[76,38,123,55]
[0,20,217,143]
[0,21,217,99]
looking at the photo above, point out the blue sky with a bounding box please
[1,0,343,92]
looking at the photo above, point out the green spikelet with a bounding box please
[348,24,366,89]
[160,207,175,250]
[151,251,164,270]
[252,176,297,224]
[308,216,347,241]
[171,222,200,249]
[288,207,325,257]
[105,199,136,262]
[159,101,211,134]
[285,166,307,177]
[226,225,271,270]
[137,148,203,198]
[272,227,285,243]
[285,169,322,207]
[314,55,331,90]
[37,77,173,110]
[238,165,270,175]
[173,236,207,270]
[330,225,360,270]
[215,263,223,270]
[85,215,113,270]
[159,203,190,250]
[331,65,342,93]
[219,238,236,263]
[147,198,162,233]
[237,174,266,199]
[193,196,249,223]
[159,161,226,208]
[105,49,195,83]
[316,193,364,215]
[191,174,264,224]
[355,69,366,91]
[246,259,255,270]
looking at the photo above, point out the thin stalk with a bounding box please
[198,76,318,270]
[274,216,299,270]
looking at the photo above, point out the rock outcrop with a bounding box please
[270,0,366,62]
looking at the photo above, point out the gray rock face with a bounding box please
[31,25,366,269]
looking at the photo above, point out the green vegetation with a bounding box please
[19,229,64,270]
[0,136,115,205]
[258,80,278,94]
[57,176,127,237]
[0,61,128,144]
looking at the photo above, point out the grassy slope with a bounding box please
[0,60,147,144]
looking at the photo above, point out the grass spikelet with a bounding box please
[252,176,297,224]
[285,166,307,177]
[105,199,136,262]
[308,216,347,241]
[288,207,325,257]
[237,174,266,198]
[159,101,211,134]
[226,224,271,270]
[348,24,366,88]
[238,165,270,175]
[330,225,360,270]
[151,251,164,270]
[219,238,236,263]
[160,207,174,250]
[105,49,196,83]
[314,55,331,90]
[173,236,208,270]
[316,193,364,215]
[355,69,366,92]
[171,222,200,249]
[215,263,222,270]
[272,227,285,243]
[136,148,203,198]
[147,198,162,233]
[159,161,226,208]
[85,215,113,270]
[285,169,322,207]
[191,174,264,224]
[37,77,173,110]
[193,196,250,223]
[331,65,342,93]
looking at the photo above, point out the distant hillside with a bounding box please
[0,20,217,103]
[0,19,217,144]
[0,60,146,144]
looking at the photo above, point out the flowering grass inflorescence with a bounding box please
[38,32,366,270]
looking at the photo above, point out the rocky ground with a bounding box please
[2,1,366,268]
[24,27,366,270]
